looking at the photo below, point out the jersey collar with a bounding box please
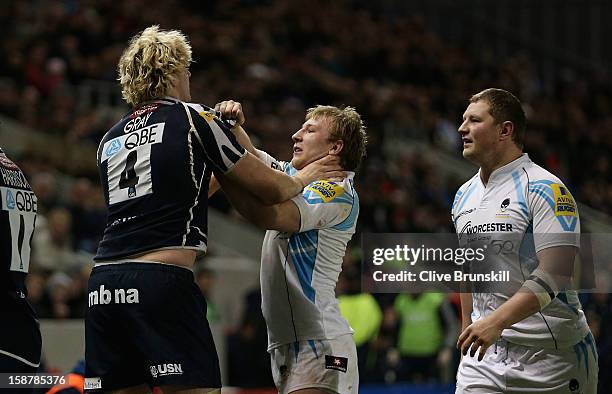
[479,153,531,185]
[139,96,182,107]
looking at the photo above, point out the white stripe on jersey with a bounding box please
[181,102,204,247]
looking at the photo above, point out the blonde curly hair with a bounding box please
[118,25,192,106]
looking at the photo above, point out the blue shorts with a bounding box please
[0,289,41,371]
[84,262,221,392]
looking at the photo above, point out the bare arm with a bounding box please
[457,245,576,360]
[459,292,473,332]
[209,101,275,197]
[217,152,343,205]
[217,172,301,232]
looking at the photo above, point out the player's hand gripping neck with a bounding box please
[295,154,346,188]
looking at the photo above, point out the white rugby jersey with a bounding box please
[452,153,589,349]
[258,151,358,351]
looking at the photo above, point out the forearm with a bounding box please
[221,152,304,204]
[459,292,473,330]
[487,289,540,330]
[230,124,258,157]
[217,173,281,228]
[488,246,577,330]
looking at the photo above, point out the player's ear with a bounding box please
[499,121,514,141]
[329,140,344,155]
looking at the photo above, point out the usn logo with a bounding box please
[105,138,122,158]
[150,363,183,378]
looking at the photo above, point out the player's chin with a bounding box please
[291,157,304,170]
[462,147,475,159]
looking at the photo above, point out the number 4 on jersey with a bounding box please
[119,150,139,198]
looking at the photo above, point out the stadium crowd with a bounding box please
[1,0,611,389]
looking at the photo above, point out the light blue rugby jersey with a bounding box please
[258,151,359,351]
[452,153,589,349]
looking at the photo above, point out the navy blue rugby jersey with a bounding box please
[0,147,37,293]
[95,97,246,261]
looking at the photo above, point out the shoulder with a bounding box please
[456,173,479,195]
[525,161,572,197]
[525,162,578,218]
[452,173,479,211]
[185,102,235,128]
[522,160,563,185]
[303,178,355,205]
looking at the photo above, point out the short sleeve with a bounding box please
[291,180,355,232]
[186,103,246,174]
[257,150,288,173]
[528,180,580,252]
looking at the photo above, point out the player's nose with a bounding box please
[292,129,303,142]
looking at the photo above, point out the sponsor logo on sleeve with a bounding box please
[198,111,216,122]
[551,183,577,217]
[306,181,344,202]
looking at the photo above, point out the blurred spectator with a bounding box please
[195,265,220,324]
[32,207,91,272]
[338,258,383,382]
[1,0,611,388]
[226,289,274,388]
[67,178,106,254]
[394,292,458,383]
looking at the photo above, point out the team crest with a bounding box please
[569,378,579,393]
[500,198,510,212]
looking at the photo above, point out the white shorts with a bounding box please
[269,334,358,394]
[456,333,598,394]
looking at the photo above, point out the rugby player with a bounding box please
[214,100,366,394]
[0,147,41,375]
[453,88,597,393]
[85,26,343,394]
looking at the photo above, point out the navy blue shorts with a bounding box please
[84,262,221,392]
[0,290,41,372]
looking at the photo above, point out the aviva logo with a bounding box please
[306,181,344,202]
[551,183,577,217]
[198,111,216,122]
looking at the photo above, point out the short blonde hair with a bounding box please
[306,105,367,171]
[118,25,192,106]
